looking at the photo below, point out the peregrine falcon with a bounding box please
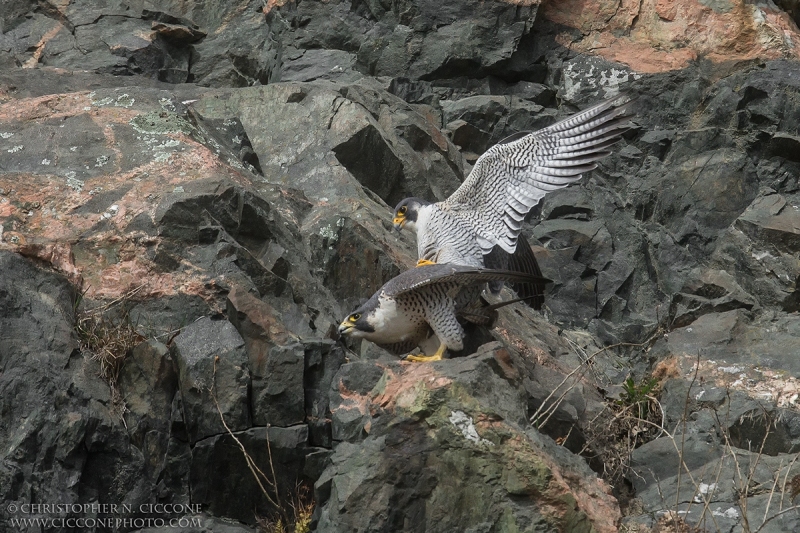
[337,264,550,362]
[392,93,635,297]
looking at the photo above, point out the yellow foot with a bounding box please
[403,341,448,363]
[416,259,437,267]
[404,352,444,363]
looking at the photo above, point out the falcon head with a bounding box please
[392,197,430,232]
[337,304,376,338]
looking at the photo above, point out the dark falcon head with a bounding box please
[337,300,377,338]
[392,197,431,232]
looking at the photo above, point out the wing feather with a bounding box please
[384,264,551,298]
[441,93,635,254]
[376,339,422,355]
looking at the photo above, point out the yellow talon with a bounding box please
[404,353,442,362]
[404,341,447,363]
[416,259,437,267]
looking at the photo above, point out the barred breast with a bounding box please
[418,204,485,267]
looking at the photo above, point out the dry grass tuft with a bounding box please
[652,512,704,533]
[76,311,144,386]
[74,286,145,408]
[581,376,664,491]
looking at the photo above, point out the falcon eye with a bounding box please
[350,313,361,322]
[398,206,407,214]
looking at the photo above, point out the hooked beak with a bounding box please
[338,321,353,335]
[393,216,405,231]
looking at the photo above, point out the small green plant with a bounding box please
[256,484,314,533]
[618,376,659,419]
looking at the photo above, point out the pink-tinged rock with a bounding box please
[322,349,622,532]
[542,0,800,73]
[0,88,259,302]
[655,0,678,21]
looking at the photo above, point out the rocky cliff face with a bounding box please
[1,1,799,532]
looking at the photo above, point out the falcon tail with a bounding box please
[506,233,546,310]
[483,234,547,310]
[458,293,541,326]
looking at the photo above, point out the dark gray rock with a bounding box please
[557,55,640,105]
[187,111,263,176]
[708,221,799,313]
[171,317,251,444]
[188,79,469,321]
[253,344,306,427]
[0,252,163,522]
[5,7,194,81]
[146,175,350,333]
[190,425,317,525]
[304,341,348,448]
[639,129,676,160]
[442,95,511,153]
[0,67,182,99]
[329,361,385,443]
[524,361,600,452]
[507,81,555,105]
[226,286,309,427]
[655,147,759,252]
[129,294,217,342]
[532,217,613,327]
[442,94,556,155]
[670,268,759,328]
[1,252,80,512]
[653,310,800,375]
[191,80,465,206]
[2,0,539,89]
[0,112,111,178]
[186,4,278,87]
[280,49,362,83]
[659,379,800,456]
[388,77,439,105]
[0,1,277,87]
[736,193,800,253]
[118,339,179,481]
[265,0,538,82]
[628,377,800,532]
[0,251,77,363]
[159,435,192,504]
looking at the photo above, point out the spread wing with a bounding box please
[440,93,635,255]
[384,264,550,298]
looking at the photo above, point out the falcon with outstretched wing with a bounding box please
[392,93,635,306]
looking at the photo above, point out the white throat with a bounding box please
[363,293,417,343]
